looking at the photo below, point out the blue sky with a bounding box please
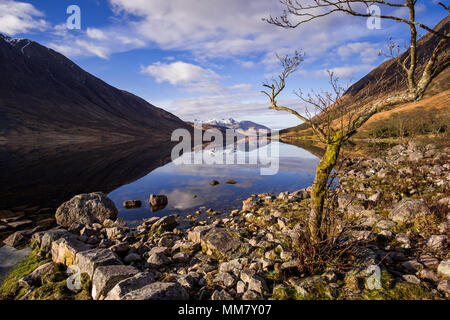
[0,0,447,129]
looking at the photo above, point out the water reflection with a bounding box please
[108,142,319,222]
[0,140,320,225]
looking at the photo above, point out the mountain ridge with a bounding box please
[0,34,190,142]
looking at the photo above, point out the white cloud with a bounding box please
[87,28,107,40]
[108,0,373,59]
[141,61,222,93]
[0,0,47,35]
[337,42,381,63]
[75,39,110,59]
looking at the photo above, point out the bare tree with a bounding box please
[262,1,449,242]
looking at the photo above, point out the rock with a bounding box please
[172,252,189,263]
[226,180,237,185]
[171,274,195,289]
[109,243,130,256]
[242,290,262,300]
[123,200,142,209]
[150,215,178,232]
[368,192,383,204]
[148,247,169,256]
[209,180,220,186]
[51,237,91,266]
[39,229,72,253]
[426,235,448,252]
[418,255,439,269]
[376,220,395,230]
[147,252,170,267]
[437,259,450,279]
[121,282,189,300]
[401,260,424,273]
[187,225,214,243]
[123,253,141,264]
[418,269,439,282]
[105,272,155,300]
[395,233,411,249]
[247,275,268,294]
[242,197,258,211]
[19,262,55,288]
[105,227,126,240]
[3,231,29,248]
[388,198,430,225]
[211,289,233,300]
[150,194,168,208]
[7,220,33,229]
[91,265,138,300]
[409,151,423,162]
[437,280,450,294]
[291,189,310,200]
[236,281,246,294]
[402,274,421,285]
[214,272,236,288]
[219,259,243,274]
[55,192,118,228]
[76,248,122,278]
[204,229,241,255]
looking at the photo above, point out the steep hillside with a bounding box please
[0,35,190,142]
[281,16,450,138]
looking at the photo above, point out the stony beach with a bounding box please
[1,141,449,300]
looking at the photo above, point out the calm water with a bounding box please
[0,140,319,224]
[109,142,319,223]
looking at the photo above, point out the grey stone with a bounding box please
[51,236,91,266]
[214,272,236,288]
[437,259,450,279]
[76,248,122,278]
[402,274,421,285]
[121,282,189,300]
[388,198,430,224]
[19,262,55,288]
[91,265,138,300]
[147,252,170,266]
[151,215,177,232]
[242,290,262,300]
[437,280,450,294]
[105,272,155,300]
[426,235,448,252]
[172,252,189,263]
[211,289,233,300]
[123,253,141,264]
[204,229,241,255]
[55,192,118,228]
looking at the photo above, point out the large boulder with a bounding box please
[388,198,430,225]
[55,192,118,228]
[121,282,189,300]
[91,265,138,300]
[76,248,122,278]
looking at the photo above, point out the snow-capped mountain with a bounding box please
[195,118,271,134]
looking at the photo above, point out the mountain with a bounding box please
[281,16,450,137]
[197,118,271,134]
[0,34,190,143]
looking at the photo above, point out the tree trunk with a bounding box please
[309,139,341,243]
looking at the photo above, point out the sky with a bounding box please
[0,0,448,129]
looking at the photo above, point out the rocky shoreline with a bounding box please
[1,141,449,300]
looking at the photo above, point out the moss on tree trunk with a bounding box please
[309,135,341,242]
